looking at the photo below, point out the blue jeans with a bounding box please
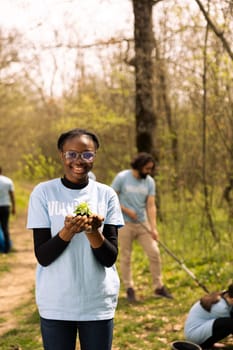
[40,317,114,350]
[0,206,10,253]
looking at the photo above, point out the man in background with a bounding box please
[111,153,173,302]
[0,167,16,253]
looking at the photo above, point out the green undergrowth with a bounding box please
[0,292,41,350]
[0,184,233,349]
[1,241,233,350]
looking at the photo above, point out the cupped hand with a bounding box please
[64,215,90,234]
[85,214,104,233]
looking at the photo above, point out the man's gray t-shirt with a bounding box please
[111,170,155,223]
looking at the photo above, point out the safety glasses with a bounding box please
[63,151,95,162]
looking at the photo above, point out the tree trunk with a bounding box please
[202,6,218,242]
[132,0,158,162]
[154,37,179,193]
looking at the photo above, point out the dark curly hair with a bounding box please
[130,152,155,171]
[57,128,100,151]
[227,283,233,298]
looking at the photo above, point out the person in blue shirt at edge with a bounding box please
[0,166,16,253]
[27,128,124,350]
[111,152,173,302]
[184,283,233,349]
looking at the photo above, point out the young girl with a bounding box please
[184,284,233,348]
[27,128,124,350]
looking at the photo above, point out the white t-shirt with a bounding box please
[27,178,124,321]
[184,298,232,344]
[0,175,14,206]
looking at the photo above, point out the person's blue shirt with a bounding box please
[0,175,14,206]
[111,169,155,223]
[27,178,124,321]
[184,298,232,344]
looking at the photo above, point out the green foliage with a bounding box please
[57,93,129,134]
[0,297,42,350]
[54,92,135,183]
[74,202,92,216]
[18,150,59,181]
[0,5,232,346]
[2,239,231,350]
[0,260,10,275]
[13,181,34,214]
[1,183,233,349]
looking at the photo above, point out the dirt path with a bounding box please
[0,213,37,335]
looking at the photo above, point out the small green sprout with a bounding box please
[74,202,92,216]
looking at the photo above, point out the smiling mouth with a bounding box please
[72,166,85,174]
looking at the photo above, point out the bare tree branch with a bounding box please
[40,37,133,51]
[195,0,233,60]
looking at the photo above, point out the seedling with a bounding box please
[74,202,92,216]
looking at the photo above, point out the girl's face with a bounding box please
[60,135,96,184]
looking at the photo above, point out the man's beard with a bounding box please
[139,172,148,179]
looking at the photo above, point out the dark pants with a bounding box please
[200,317,233,348]
[40,317,114,350]
[0,206,11,253]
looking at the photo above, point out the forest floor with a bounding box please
[0,212,37,336]
[0,213,233,350]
